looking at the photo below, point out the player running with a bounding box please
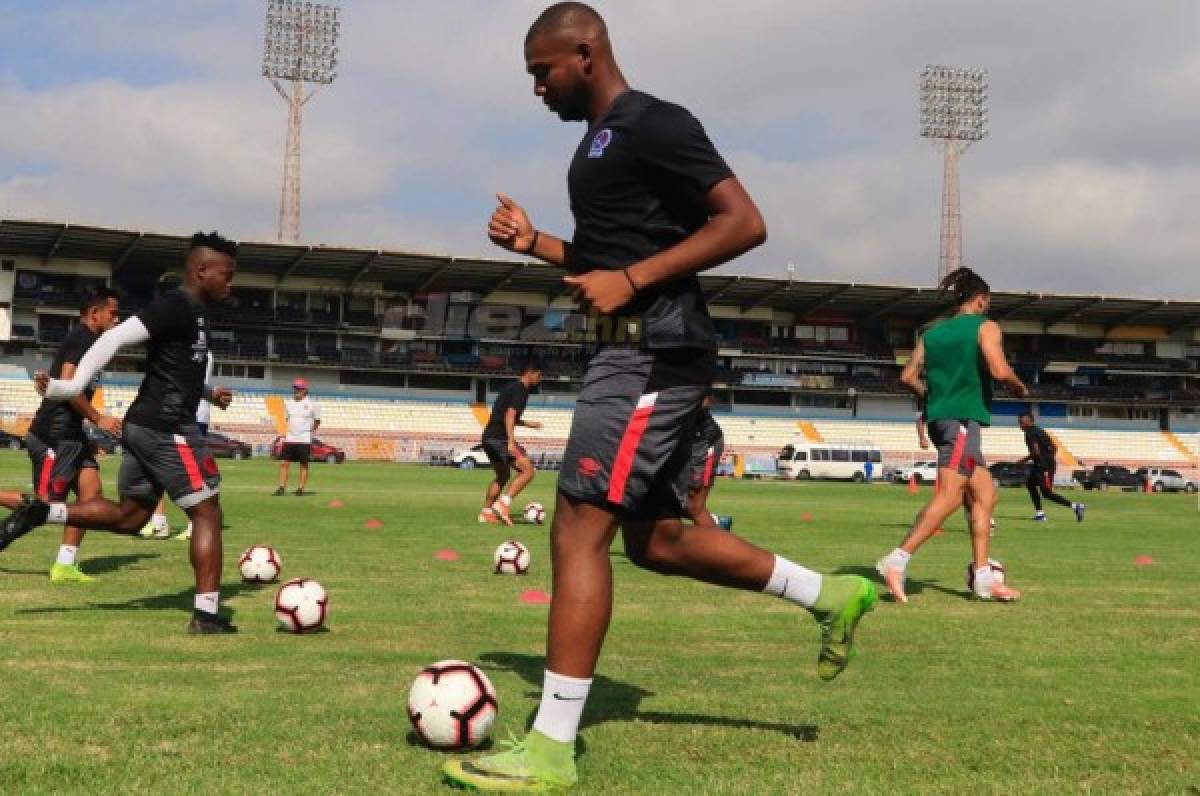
[1017,411,1085,523]
[0,288,122,583]
[914,400,996,534]
[0,232,238,634]
[479,362,544,526]
[686,392,732,531]
[878,267,1025,604]
[443,4,876,791]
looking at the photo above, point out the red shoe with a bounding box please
[491,500,514,526]
[875,560,909,604]
[988,582,1022,602]
[478,508,500,525]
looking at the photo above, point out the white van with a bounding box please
[776,440,883,482]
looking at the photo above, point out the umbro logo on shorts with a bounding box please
[576,457,601,478]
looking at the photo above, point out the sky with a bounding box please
[2,0,1199,298]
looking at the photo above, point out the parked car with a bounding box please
[1134,467,1198,493]
[989,461,1030,488]
[271,436,345,464]
[0,429,26,450]
[1078,465,1142,491]
[452,444,491,469]
[892,461,939,484]
[206,431,253,460]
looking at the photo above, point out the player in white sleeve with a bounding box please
[274,378,321,496]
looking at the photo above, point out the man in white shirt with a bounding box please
[275,378,321,496]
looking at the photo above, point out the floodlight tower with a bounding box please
[262,0,340,243]
[919,65,988,282]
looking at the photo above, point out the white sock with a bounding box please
[973,566,995,598]
[531,670,592,744]
[763,555,822,608]
[194,592,219,615]
[153,513,168,531]
[881,548,911,573]
[47,503,68,524]
[56,544,78,566]
[499,494,512,506]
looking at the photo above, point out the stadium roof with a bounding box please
[3,219,1199,329]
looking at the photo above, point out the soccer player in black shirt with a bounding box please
[444,4,876,791]
[0,288,122,583]
[0,233,238,634]
[1017,412,1085,522]
[479,362,544,525]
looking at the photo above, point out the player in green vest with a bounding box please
[878,267,1028,603]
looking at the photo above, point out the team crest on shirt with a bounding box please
[588,128,613,158]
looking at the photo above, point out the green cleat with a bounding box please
[49,563,94,584]
[137,520,156,538]
[811,575,878,682]
[442,730,577,792]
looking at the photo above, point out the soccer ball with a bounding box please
[407,659,498,750]
[523,501,546,524]
[275,578,328,633]
[238,545,282,583]
[965,559,1006,591]
[493,540,531,575]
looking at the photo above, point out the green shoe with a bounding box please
[137,521,156,538]
[442,730,577,792]
[811,575,877,682]
[49,563,94,584]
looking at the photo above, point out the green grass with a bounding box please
[0,450,1196,794]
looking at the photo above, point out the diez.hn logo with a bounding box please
[588,128,613,159]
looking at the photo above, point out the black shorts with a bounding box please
[1028,464,1055,491]
[482,437,526,468]
[281,442,312,463]
[25,433,98,501]
[926,419,986,477]
[688,430,725,492]
[119,422,220,509]
[558,348,715,521]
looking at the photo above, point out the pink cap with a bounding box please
[292,378,309,390]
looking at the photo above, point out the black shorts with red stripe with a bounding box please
[558,348,715,520]
[118,422,220,509]
[688,429,725,492]
[24,433,98,501]
[926,418,987,477]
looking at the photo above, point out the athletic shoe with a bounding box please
[175,523,193,541]
[152,526,172,540]
[986,582,1022,602]
[137,519,157,538]
[717,515,734,532]
[186,610,238,635]
[442,730,577,792]
[811,575,878,681]
[1032,512,1047,523]
[875,558,908,604]
[478,508,501,525]
[0,495,50,552]
[491,499,514,526]
[1073,503,1086,523]
[272,486,286,496]
[49,563,94,584]
[294,489,307,496]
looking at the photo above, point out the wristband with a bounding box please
[623,267,639,292]
[520,230,540,256]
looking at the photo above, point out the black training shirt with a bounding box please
[483,381,529,440]
[29,324,98,443]
[567,90,734,351]
[124,289,210,433]
[694,409,723,446]
[1024,425,1056,468]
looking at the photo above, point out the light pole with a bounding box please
[919,65,987,282]
[263,0,340,243]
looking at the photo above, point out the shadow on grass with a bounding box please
[15,579,262,617]
[833,565,971,601]
[0,552,161,578]
[478,651,819,746]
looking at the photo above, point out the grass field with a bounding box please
[0,450,1196,794]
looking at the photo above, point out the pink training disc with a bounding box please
[434,549,460,562]
[519,589,552,605]
[801,512,814,522]
[327,499,344,509]
[364,518,384,530]
[1134,555,1155,567]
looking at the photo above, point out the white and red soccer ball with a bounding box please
[493,540,531,575]
[523,501,546,524]
[407,659,498,750]
[275,577,328,633]
[965,559,1006,591]
[238,545,282,583]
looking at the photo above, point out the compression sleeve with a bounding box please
[43,317,150,401]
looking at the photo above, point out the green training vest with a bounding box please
[923,313,991,426]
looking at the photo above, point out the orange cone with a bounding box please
[907,474,919,495]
